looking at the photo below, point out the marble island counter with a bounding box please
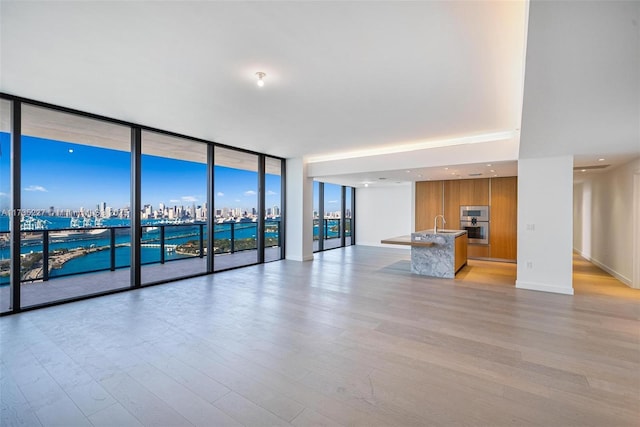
[382,229,468,278]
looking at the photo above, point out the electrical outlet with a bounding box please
[526,224,535,231]
[526,261,533,269]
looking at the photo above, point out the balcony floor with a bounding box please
[1,248,281,312]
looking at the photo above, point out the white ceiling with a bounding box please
[1,1,638,187]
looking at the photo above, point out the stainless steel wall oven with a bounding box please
[460,205,489,244]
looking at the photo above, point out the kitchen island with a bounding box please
[382,229,468,278]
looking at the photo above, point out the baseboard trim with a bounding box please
[573,249,633,287]
[286,255,314,262]
[516,280,574,295]
[589,257,633,287]
[573,248,591,261]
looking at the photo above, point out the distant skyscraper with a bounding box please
[98,201,107,217]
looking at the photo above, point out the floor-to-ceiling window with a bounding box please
[141,131,209,284]
[17,104,132,308]
[0,100,12,313]
[345,186,353,246]
[313,181,321,252]
[313,181,356,252]
[213,147,259,271]
[323,183,343,250]
[265,156,284,262]
[0,94,286,315]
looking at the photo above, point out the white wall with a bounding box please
[355,184,412,248]
[573,180,592,259]
[285,158,314,262]
[574,157,640,286]
[516,156,574,295]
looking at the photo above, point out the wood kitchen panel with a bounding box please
[444,180,461,228]
[468,244,490,258]
[490,177,518,260]
[455,234,468,272]
[415,181,444,231]
[459,178,489,206]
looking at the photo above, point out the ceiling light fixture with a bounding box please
[598,158,605,161]
[256,72,266,87]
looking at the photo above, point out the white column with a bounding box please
[516,156,574,295]
[285,157,314,262]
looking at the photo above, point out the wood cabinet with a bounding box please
[454,233,468,272]
[443,180,461,229]
[468,244,490,258]
[489,177,517,260]
[459,179,489,206]
[415,176,517,262]
[415,181,443,231]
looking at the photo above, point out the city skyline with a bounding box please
[0,133,282,213]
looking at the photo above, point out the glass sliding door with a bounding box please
[140,131,209,284]
[345,187,353,246]
[214,147,259,271]
[264,156,283,262]
[18,104,131,308]
[313,181,320,252]
[312,182,354,252]
[323,183,342,250]
[0,100,11,313]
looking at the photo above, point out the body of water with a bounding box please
[0,216,347,285]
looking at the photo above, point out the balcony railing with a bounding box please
[313,218,352,241]
[0,219,282,285]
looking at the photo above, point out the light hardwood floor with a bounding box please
[1,246,638,426]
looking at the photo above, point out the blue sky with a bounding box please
[0,133,281,213]
[313,181,347,214]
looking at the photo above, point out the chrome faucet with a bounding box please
[434,215,446,233]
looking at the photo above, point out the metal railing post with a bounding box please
[110,228,116,271]
[230,223,235,254]
[160,226,165,264]
[199,224,204,258]
[42,230,49,281]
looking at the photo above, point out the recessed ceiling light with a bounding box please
[486,164,492,167]
[493,174,498,177]
[364,183,369,187]
[490,169,495,173]
[444,167,449,170]
[451,172,456,175]
[417,174,423,178]
[406,170,411,173]
[581,169,587,172]
[598,158,605,161]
